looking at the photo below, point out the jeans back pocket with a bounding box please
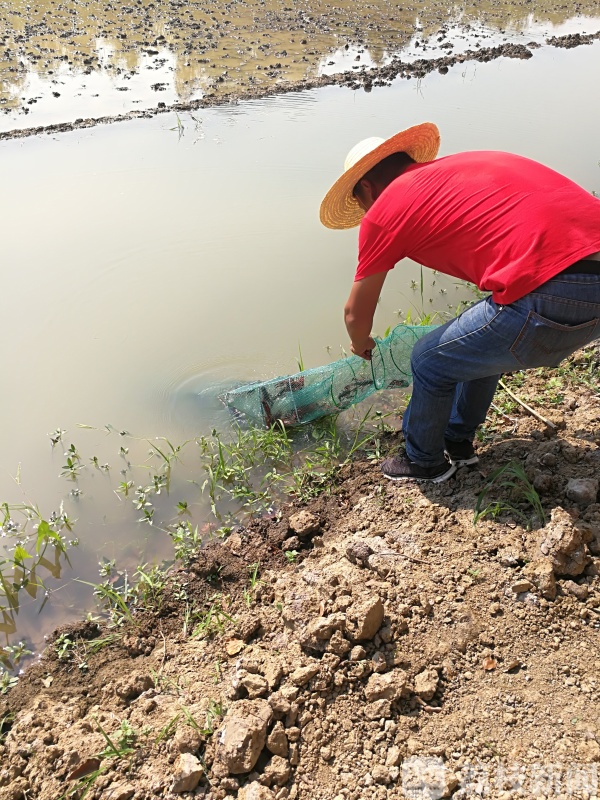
[510,310,599,368]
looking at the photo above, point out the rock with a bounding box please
[414,668,439,701]
[371,765,390,784]
[225,532,243,554]
[226,639,245,657]
[172,727,202,754]
[498,548,520,567]
[328,629,351,656]
[589,527,600,557]
[268,692,291,717]
[289,663,319,687]
[266,722,288,757]
[214,699,272,775]
[101,784,135,800]
[371,651,387,673]
[562,580,589,600]
[282,536,301,552]
[237,783,275,800]
[221,776,240,792]
[401,757,458,798]
[263,755,291,786]
[288,743,300,767]
[386,746,402,767]
[237,671,269,699]
[364,669,407,702]
[289,510,320,538]
[237,616,262,643]
[511,579,533,594]
[539,507,593,576]
[523,560,557,600]
[345,541,374,566]
[566,478,599,506]
[301,613,346,648]
[346,595,384,641]
[349,645,367,661]
[364,699,392,720]
[114,672,154,701]
[262,657,284,691]
[1,779,30,800]
[442,770,460,797]
[172,754,204,793]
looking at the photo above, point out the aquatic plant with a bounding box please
[0,501,76,636]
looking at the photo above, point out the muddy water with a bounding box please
[1,0,600,132]
[1,40,600,647]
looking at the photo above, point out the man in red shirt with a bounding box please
[320,123,600,482]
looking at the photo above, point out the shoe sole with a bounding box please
[382,463,457,483]
[445,452,479,467]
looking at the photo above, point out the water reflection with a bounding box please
[1,0,599,131]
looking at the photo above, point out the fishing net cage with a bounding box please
[222,324,436,427]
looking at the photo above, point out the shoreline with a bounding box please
[2,353,600,800]
[1,30,599,142]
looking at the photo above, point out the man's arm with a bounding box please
[344,271,388,360]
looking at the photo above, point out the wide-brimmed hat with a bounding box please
[319,122,440,230]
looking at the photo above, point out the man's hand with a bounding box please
[350,336,376,360]
[344,271,388,361]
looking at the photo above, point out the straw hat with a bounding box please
[319,122,440,230]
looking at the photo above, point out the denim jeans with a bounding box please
[401,272,600,466]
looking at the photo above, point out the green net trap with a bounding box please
[223,323,437,427]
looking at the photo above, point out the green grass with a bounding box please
[192,594,235,639]
[474,461,545,530]
[0,501,75,640]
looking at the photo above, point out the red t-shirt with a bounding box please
[355,151,600,304]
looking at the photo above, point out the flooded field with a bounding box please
[1,32,600,648]
[1,0,599,133]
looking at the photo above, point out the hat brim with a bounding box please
[319,122,440,230]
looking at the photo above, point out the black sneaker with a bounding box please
[444,438,479,467]
[381,454,457,483]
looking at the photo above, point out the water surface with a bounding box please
[1,39,599,646]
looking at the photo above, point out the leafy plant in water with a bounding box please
[0,670,18,695]
[474,461,546,529]
[0,501,75,636]
[134,563,166,608]
[170,520,201,563]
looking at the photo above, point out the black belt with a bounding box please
[562,258,600,275]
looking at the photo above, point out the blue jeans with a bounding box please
[402,272,600,466]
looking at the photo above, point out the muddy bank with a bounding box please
[2,351,600,799]
[2,29,600,141]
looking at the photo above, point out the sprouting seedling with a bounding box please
[48,428,66,447]
[243,562,263,607]
[115,480,134,499]
[474,461,545,529]
[170,113,185,139]
[61,458,83,480]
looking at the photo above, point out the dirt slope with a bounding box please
[1,355,600,800]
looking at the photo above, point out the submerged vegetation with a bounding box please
[1,261,598,696]
[0,401,397,691]
[0,500,77,636]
